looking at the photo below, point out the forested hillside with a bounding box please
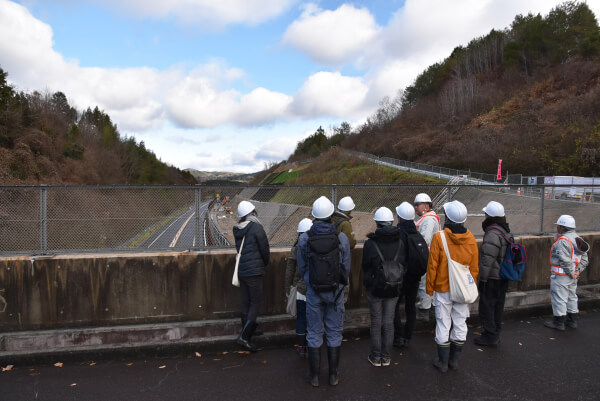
[292,2,600,177]
[0,68,195,185]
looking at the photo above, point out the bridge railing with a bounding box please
[1,184,599,255]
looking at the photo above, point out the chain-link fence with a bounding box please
[1,184,599,255]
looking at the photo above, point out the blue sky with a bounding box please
[2,0,599,173]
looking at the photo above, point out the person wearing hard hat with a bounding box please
[297,196,351,387]
[544,215,589,331]
[414,193,441,321]
[393,202,429,349]
[426,200,479,373]
[331,196,357,304]
[284,218,313,358]
[362,207,404,367]
[476,201,511,347]
[233,200,270,352]
[331,196,357,250]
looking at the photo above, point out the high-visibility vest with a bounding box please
[550,236,582,275]
[416,211,441,230]
[416,211,441,248]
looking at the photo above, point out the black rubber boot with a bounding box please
[236,321,257,352]
[307,347,321,387]
[327,346,341,386]
[296,334,307,358]
[544,315,566,331]
[566,313,578,329]
[448,342,463,370]
[433,343,450,373]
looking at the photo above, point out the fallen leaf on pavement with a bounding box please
[342,339,349,342]
[262,360,267,364]
[54,362,63,368]
[477,348,483,352]
[394,363,399,366]
[126,363,133,366]
[70,383,77,387]
[387,384,392,388]
[2,365,14,372]
[549,338,555,340]
[89,362,96,366]
[354,337,360,341]
[518,342,523,346]
[30,372,40,376]
[213,358,221,361]
[158,365,166,369]
[222,351,228,355]
[195,352,202,358]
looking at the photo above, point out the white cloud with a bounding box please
[290,71,369,118]
[282,3,379,66]
[255,136,298,160]
[235,88,293,126]
[92,0,298,28]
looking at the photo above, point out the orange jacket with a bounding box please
[426,228,479,295]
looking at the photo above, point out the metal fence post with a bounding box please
[40,186,47,254]
[332,184,337,206]
[540,184,545,234]
[194,186,202,251]
[446,184,452,204]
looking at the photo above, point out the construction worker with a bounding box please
[544,215,589,331]
[414,193,441,321]
[332,196,356,303]
[284,218,313,358]
[233,201,270,352]
[393,202,428,349]
[297,196,351,387]
[476,201,511,346]
[426,200,479,373]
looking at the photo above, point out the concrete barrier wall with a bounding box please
[0,233,598,332]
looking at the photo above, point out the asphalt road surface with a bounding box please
[1,309,599,401]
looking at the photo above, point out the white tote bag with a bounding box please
[440,231,478,304]
[286,286,298,316]
[232,236,245,287]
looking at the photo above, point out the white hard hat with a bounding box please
[338,196,355,212]
[414,193,432,204]
[443,200,468,223]
[396,202,415,221]
[237,200,255,218]
[482,201,505,217]
[374,207,394,223]
[297,218,313,233]
[312,196,335,219]
[555,215,576,229]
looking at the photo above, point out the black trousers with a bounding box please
[240,275,263,324]
[478,279,509,340]
[394,282,419,340]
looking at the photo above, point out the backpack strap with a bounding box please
[372,237,403,263]
[334,218,348,229]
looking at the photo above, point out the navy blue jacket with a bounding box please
[233,219,270,277]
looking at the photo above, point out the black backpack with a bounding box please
[307,230,343,293]
[406,232,429,278]
[371,239,406,298]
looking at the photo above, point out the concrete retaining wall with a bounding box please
[0,233,598,332]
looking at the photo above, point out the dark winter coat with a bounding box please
[233,218,270,277]
[479,220,510,282]
[362,225,406,295]
[397,220,426,286]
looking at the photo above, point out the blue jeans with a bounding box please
[296,299,307,336]
[367,293,399,359]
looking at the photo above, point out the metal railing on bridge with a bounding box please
[1,184,599,255]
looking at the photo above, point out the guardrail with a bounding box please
[1,184,599,255]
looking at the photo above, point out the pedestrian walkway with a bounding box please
[2,309,599,401]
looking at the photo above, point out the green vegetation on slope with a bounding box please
[0,67,195,185]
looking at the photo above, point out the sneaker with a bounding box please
[381,358,391,367]
[368,354,381,367]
